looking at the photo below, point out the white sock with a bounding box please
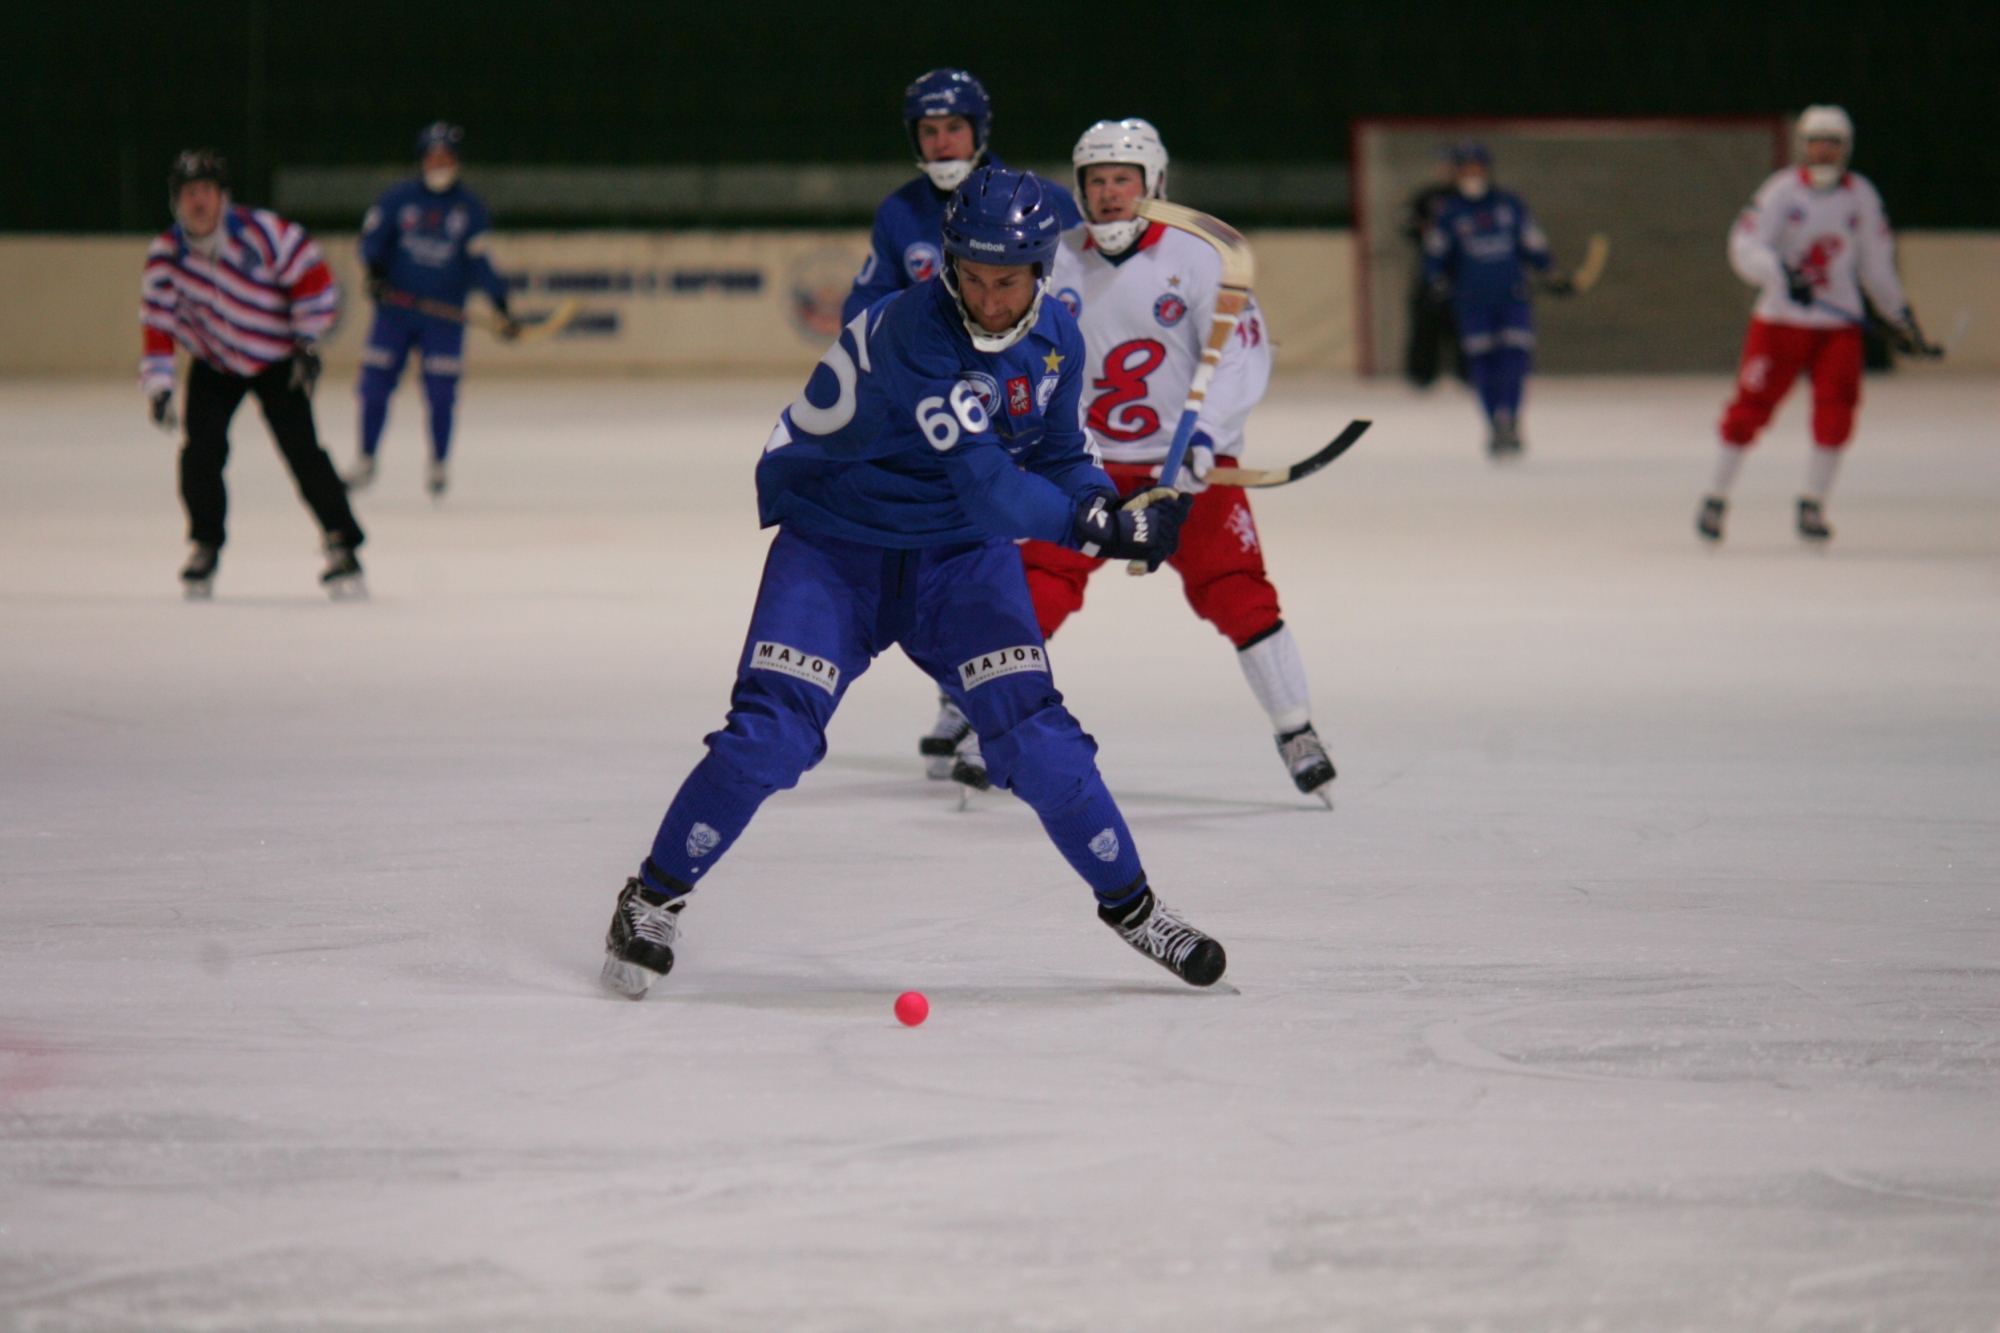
[1237,624,1311,735]
[1707,443,1748,498]
[1803,446,1842,502]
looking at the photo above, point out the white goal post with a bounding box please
[1353,117,1786,374]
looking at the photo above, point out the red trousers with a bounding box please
[1720,319,1864,448]
[1021,460,1283,648]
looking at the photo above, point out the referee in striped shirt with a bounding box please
[142,150,366,598]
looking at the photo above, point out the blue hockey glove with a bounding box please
[1783,265,1815,307]
[1074,487,1192,570]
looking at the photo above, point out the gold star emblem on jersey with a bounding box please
[1167,274,1182,288]
[1043,349,1063,373]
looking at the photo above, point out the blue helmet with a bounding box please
[902,68,991,161]
[940,166,1059,351]
[416,121,465,160]
[941,165,1062,272]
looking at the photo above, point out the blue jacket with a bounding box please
[760,280,1110,549]
[841,158,1083,324]
[1422,187,1552,307]
[359,178,510,311]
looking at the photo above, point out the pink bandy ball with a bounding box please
[894,991,929,1027]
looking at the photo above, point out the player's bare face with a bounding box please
[176,180,223,237]
[1804,137,1845,167]
[1082,164,1146,224]
[955,260,1037,333]
[917,116,976,163]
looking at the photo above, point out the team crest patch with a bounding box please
[751,641,840,695]
[958,371,1000,416]
[904,241,942,283]
[1036,374,1059,409]
[1055,286,1082,317]
[1088,828,1120,862]
[686,823,721,858]
[1006,376,1032,416]
[958,645,1048,690]
[1153,292,1188,327]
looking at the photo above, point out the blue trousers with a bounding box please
[1455,300,1534,423]
[643,528,1147,906]
[357,305,464,462]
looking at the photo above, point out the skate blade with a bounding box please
[324,574,368,601]
[600,955,659,999]
[1314,788,1333,810]
[925,757,954,781]
[182,580,214,601]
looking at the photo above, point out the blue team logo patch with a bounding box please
[904,241,943,283]
[1153,292,1188,327]
[958,371,1000,416]
[1055,287,1082,317]
[1036,374,1059,410]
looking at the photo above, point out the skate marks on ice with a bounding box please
[814,750,1319,817]
[657,975,1240,1016]
[1412,962,2000,1091]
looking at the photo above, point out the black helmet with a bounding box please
[167,149,228,208]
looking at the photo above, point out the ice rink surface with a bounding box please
[3,371,1997,1332]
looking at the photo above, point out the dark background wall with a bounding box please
[4,0,1989,232]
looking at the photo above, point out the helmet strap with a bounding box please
[943,256,1047,353]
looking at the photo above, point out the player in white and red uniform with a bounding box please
[1029,119,1333,798]
[1699,106,1934,544]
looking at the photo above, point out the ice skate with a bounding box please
[1486,412,1522,460]
[919,694,974,780]
[1100,885,1226,987]
[1796,497,1831,543]
[180,543,218,600]
[950,730,989,800]
[320,540,367,600]
[1276,723,1335,805]
[600,876,687,998]
[1697,496,1727,543]
[426,459,449,500]
[342,455,377,492]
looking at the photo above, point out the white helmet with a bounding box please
[1797,105,1853,189]
[1072,118,1169,254]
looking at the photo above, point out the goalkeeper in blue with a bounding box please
[599,167,1224,997]
[1421,141,1576,458]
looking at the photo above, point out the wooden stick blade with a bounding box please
[1134,198,1255,289]
[1204,420,1370,489]
[1572,234,1610,294]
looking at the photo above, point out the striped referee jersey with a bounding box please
[141,206,340,394]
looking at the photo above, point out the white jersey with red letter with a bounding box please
[1048,222,1272,465]
[1729,168,1908,330]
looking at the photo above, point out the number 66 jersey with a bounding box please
[756,278,1112,549]
[1047,222,1273,465]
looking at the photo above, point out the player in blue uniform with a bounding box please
[1421,142,1575,458]
[345,123,518,498]
[600,167,1221,998]
[843,69,1083,787]
[842,69,1082,326]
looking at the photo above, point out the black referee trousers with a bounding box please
[179,357,363,551]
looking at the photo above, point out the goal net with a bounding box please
[1353,117,1786,374]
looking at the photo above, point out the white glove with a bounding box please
[1150,433,1215,494]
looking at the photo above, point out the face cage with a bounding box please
[942,254,1049,353]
